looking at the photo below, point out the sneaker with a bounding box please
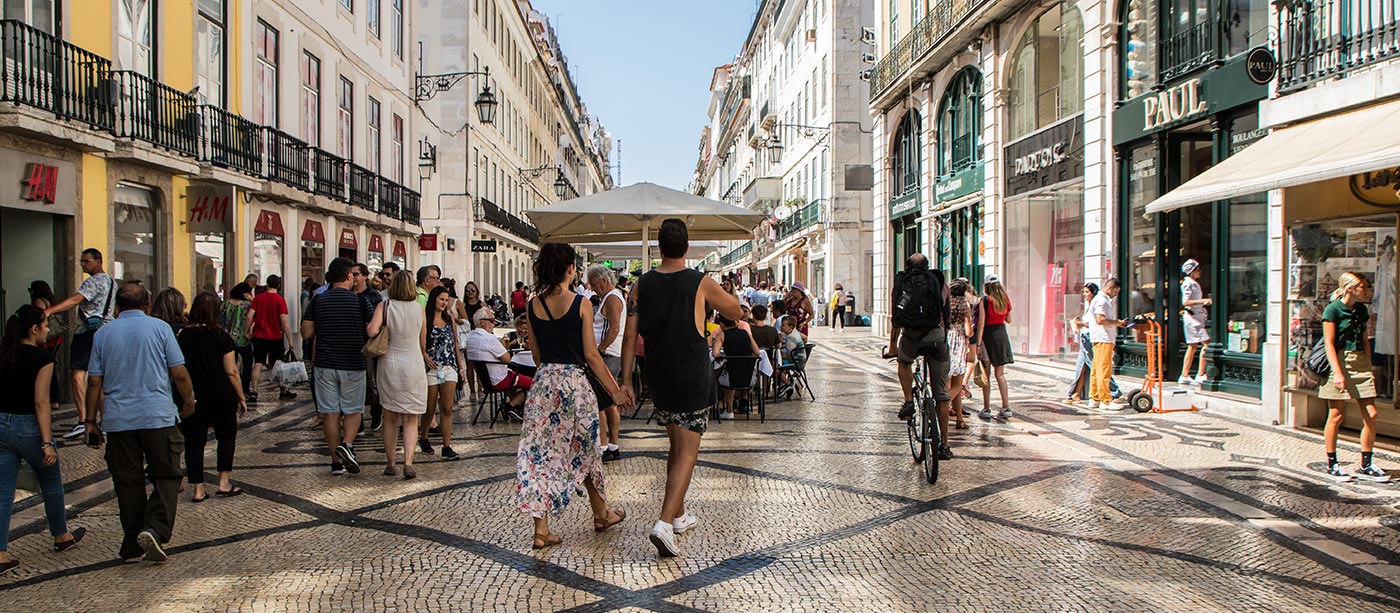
[136,529,167,563]
[978,408,992,420]
[331,462,347,476]
[1085,400,1100,410]
[335,444,361,474]
[1177,376,1194,386]
[648,520,681,557]
[719,412,735,420]
[62,423,86,440]
[247,391,259,403]
[997,408,1013,419]
[898,400,916,420]
[1194,374,1209,385]
[1324,464,1353,482]
[937,445,954,460]
[440,446,461,461]
[672,513,699,535]
[419,439,435,456]
[602,448,622,462]
[1354,465,1392,483]
[279,390,297,400]
[428,425,442,435]
[1101,402,1125,412]
[370,412,383,431]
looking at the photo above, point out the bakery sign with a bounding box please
[1005,115,1084,197]
[1350,167,1400,208]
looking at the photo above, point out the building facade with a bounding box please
[701,0,875,323]
[415,0,612,297]
[0,1,420,357]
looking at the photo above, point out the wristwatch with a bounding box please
[42,441,56,449]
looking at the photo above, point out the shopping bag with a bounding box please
[972,361,989,389]
[271,360,309,386]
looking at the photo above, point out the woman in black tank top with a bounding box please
[515,244,627,550]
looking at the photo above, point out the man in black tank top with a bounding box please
[621,218,744,558]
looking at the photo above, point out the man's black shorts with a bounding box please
[251,338,284,368]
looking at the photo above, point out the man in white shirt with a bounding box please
[464,309,531,411]
[1088,277,1129,411]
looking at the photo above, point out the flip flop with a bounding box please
[191,494,209,503]
[214,487,243,498]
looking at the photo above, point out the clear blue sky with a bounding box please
[529,0,760,190]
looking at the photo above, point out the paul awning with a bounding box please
[1145,99,1400,215]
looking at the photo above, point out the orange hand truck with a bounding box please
[1123,314,1198,413]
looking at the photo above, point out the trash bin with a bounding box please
[843,293,857,327]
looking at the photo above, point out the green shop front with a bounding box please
[888,110,922,271]
[1112,0,1272,395]
[930,66,984,284]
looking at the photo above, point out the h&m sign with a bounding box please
[22,163,58,203]
[186,186,235,233]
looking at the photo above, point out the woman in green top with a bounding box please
[221,283,256,399]
[1320,272,1389,483]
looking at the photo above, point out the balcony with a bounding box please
[198,104,261,176]
[775,200,823,242]
[742,176,781,209]
[870,0,985,100]
[377,177,402,219]
[348,163,376,211]
[1159,17,1218,82]
[263,127,310,191]
[1276,0,1400,92]
[478,197,540,245]
[311,148,347,202]
[401,188,420,225]
[0,19,112,130]
[719,241,753,267]
[112,70,197,156]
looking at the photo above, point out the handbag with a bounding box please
[538,296,615,409]
[364,305,390,357]
[1302,336,1332,380]
[84,277,116,331]
[972,360,989,389]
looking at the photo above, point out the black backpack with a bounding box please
[892,268,946,331]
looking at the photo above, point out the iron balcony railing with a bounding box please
[263,127,310,191]
[0,19,112,129]
[377,177,401,219]
[1276,0,1400,92]
[401,188,421,225]
[311,148,347,201]
[198,104,261,175]
[869,0,984,100]
[348,163,376,211]
[719,241,753,267]
[112,70,197,156]
[1160,17,1218,82]
[775,200,823,242]
[479,197,540,245]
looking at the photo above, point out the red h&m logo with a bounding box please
[188,194,231,224]
[23,163,58,204]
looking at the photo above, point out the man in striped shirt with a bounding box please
[301,258,374,476]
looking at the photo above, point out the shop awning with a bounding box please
[756,239,804,269]
[1145,98,1400,215]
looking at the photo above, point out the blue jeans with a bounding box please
[1070,334,1120,399]
[0,413,68,551]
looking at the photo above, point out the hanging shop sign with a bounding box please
[254,210,285,235]
[888,192,920,219]
[1349,167,1400,208]
[186,186,235,233]
[1245,47,1278,85]
[302,220,325,243]
[339,228,358,250]
[22,163,57,203]
[2,150,76,215]
[934,162,984,204]
[1005,115,1084,197]
[1113,54,1269,145]
[471,239,498,253]
[394,240,408,259]
[369,234,385,254]
[419,234,438,251]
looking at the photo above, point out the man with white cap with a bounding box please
[1180,258,1212,385]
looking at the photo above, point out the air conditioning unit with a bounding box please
[861,52,877,65]
[860,27,877,45]
[805,29,817,43]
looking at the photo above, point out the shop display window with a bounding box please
[1005,188,1085,362]
[1124,144,1159,332]
[301,239,325,284]
[367,250,384,273]
[195,233,227,296]
[1287,215,1398,401]
[113,184,158,288]
[252,232,283,286]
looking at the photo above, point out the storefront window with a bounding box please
[890,111,920,197]
[1124,144,1159,330]
[1005,189,1085,361]
[367,249,384,273]
[113,184,157,288]
[1224,113,1268,355]
[1008,0,1083,140]
[302,238,324,284]
[194,233,226,295]
[1121,0,1158,99]
[937,67,982,178]
[252,232,283,285]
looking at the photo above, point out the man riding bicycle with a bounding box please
[882,253,954,461]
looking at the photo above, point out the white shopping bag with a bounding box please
[271,360,309,386]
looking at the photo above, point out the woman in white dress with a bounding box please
[368,270,430,479]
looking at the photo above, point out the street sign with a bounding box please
[471,239,497,253]
[419,234,438,251]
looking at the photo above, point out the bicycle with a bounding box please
[886,350,941,485]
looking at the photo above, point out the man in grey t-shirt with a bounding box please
[45,247,116,440]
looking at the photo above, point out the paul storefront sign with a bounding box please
[1005,115,1084,197]
[1112,53,1269,145]
[1142,78,1208,131]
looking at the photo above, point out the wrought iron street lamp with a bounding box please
[414,64,497,125]
[553,173,571,199]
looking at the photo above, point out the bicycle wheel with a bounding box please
[906,391,925,463]
[921,398,941,485]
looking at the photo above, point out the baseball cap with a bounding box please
[1181,258,1200,275]
[984,274,1001,286]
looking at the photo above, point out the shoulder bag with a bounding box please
[364,302,390,357]
[538,296,615,409]
[1301,336,1331,381]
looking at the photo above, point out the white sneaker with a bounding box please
[1193,374,1209,385]
[673,513,699,534]
[1085,401,1100,410]
[62,423,86,440]
[648,520,680,557]
[719,412,735,420]
[1102,402,1126,412]
[1177,376,1194,386]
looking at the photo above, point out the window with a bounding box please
[367,97,381,173]
[820,55,828,109]
[338,77,353,159]
[391,0,403,58]
[340,0,351,11]
[890,111,920,197]
[391,114,404,183]
[194,0,225,106]
[1008,0,1083,139]
[937,67,983,177]
[1,0,58,33]
[300,52,320,145]
[368,0,379,38]
[1121,0,1158,99]
[888,0,898,50]
[117,0,154,76]
[254,20,279,127]
[113,184,159,289]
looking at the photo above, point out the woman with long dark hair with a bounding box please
[516,243,628,549]
[1,306,86,575]
[28,281,62,411]
[149,287,188,333]
[178,292,248,500]
[418,286,465,460]
[458,280,487,400]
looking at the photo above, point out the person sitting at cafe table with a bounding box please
[464,309,532,411]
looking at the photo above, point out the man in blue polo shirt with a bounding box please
[85,281,196,564]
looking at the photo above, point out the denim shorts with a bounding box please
[313,367,366,415]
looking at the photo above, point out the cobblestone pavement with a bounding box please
[4,329,1400,611]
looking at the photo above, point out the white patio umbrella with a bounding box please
[574,240,724,261]
[524,182,763,265]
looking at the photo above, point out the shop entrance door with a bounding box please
[1162,130,1216,381]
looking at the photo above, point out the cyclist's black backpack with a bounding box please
[892,268,946,331]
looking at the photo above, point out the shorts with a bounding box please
[602,355,623,382]
[251,337,285,368]
[1319,350,1378,401]
[897,328,951,402]
[428,366,459,385]
[491,371,534,392]
[70,330,95,370]
[1183,314,1210,345]
[655,408,708,436]
[313,367,366,415]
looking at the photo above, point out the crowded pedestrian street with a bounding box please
[1,329,1396,612]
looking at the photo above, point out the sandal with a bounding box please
[955,421,970,430]
[531,532,562,549]
[215,487,243,498]
[191,493,210,503]
[593,507,626,533]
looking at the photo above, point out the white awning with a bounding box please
[756,239,804,269]
[1145,98,1400,215]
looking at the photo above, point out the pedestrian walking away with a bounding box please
[84,282,195,564]
[976,275,1015,420]
[946,278,973,431]
[621,218,743,558]
[1319,272,1390,483]
[0,305,87,576]
[510,281,529,320]
[221,283,257,397]
[42,247,115,441]
[248,275,297,402]
[353,263,386,431]
[516,243,629,550]
[301,258,375,476]
[177,292,249,501]
[829,284,846,330]
[885,254,954,460]
[368,270,428,479]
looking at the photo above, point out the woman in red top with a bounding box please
[975,275,1014,420]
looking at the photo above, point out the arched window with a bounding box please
[890,110,920,198]
[1008,0,1083,139]
[937,67,982,177]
